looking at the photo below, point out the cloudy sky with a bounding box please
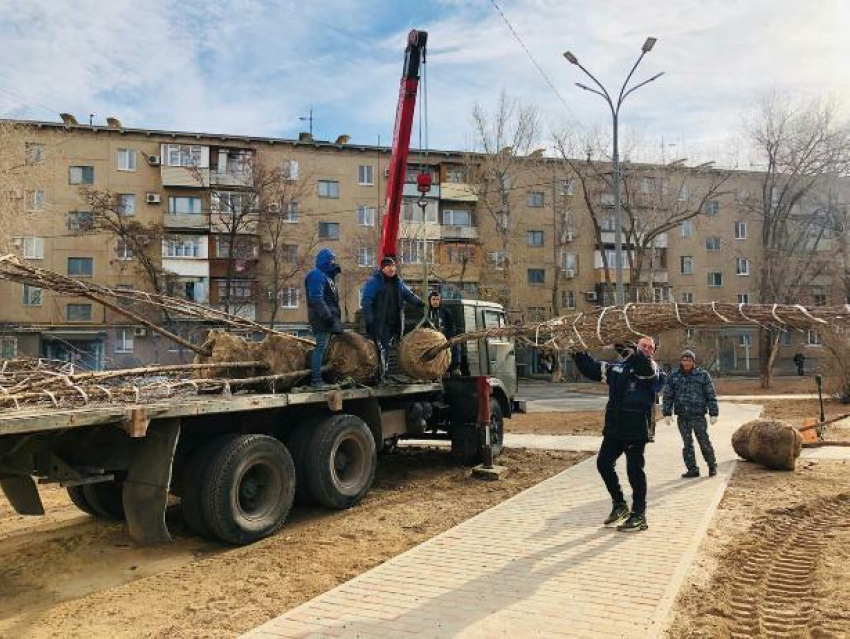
[1,0,848,164]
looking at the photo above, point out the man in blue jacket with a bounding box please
[573,336,661,532]
[305,248,343,389]
[662,349,719,478]
[361,257,424,381]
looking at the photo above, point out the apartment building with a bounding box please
[1,117,846,374]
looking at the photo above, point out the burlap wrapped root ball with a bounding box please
[194,330,263,378]
[257,334,311,376]
[398,328,451,380]
[732,419,803,471]
[324,332,379,383]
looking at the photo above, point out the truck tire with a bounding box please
[180,435,235,538]
[82,480,125,520]
[200,434,296,545]
[305,415,376,510]
[451,398,504,465]
[67,485,97,516]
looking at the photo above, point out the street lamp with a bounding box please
[563,38,664,305]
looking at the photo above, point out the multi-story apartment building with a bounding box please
[1,117,846,374]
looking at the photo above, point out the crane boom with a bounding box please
[379,29,428,262]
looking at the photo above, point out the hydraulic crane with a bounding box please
[379,29,430,263]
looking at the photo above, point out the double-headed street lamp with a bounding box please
[563,38,664,305]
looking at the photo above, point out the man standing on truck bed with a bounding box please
[305,248,343,389]
[426,291,460,374]
[572,337,661,532]
[362,257,424,381]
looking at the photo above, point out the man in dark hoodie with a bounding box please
[305,248,343,389]
[662,349,719,478]
[361,257,424,380]
[426,291,460,374]
[573,337,661,532]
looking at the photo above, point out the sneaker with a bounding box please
[603,502,630,527]
[618,512,648,532]
[681,469,700,478]
[708,466,717,477]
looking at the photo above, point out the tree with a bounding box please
[743,95,850,387]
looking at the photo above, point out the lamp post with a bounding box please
[563,38,664,305]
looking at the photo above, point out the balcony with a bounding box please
[440,182,477,202]
[161,166,210,188]
[400,220,441,240]
[403,183,441,199]
[210,170,252,188]
[440,225,479,240]
[164,212,210,230]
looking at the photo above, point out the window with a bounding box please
[527,192,545,207]
[600,216,617,232]
[67,211,93,231]
[318,222,340,239]
[163,239,202,258]
[69,166,94,185]
[734,221,747,240]
[640,177,653,194]
[67,257,93,277]
[704,200,720,215]
[446,244,475,264]
[279,287,299,309]
[216,237,257,259]
[488,250,508,269]
[67,303,93,322]
[283,160,299,180]
[116,148,137,171]
[165,144,203,167]
[119,194,136,216]
[168,196,202,215]
[212,191,251,217]
[527,230,544,247]
[116,240,133,260]
[562,179,575,196]
[781,330,793,346]
[653,287,670,303]
[739,334,752,348]
[218,279,254,300]
[813,292,827,307]
[402,201,438,223]
[281,244,299,265]
[685,328,695,342]
[706,236,721,251]
[736,258,750,276]
[708,272,723,287]
[680,256,693,274]
[357,247,376,268]
[399,239,435,264]
[737,293,750,304]
[681,220,694,238]
[560,251,578,272]
[25,143,44,165]
[217,149,252,177]
[442,209,472,226]
[22,284,42,306]
[115,329,134,353]
[445,166,468,183]
[26,189,44,212]
[358,165,374,185]
[20,237,44,259]
[807,329,822,346]
[357,205,376,226]
[681,291,694,303]
[678,184,689,201]
[0,337,18,358]
[562,290,576,310]
[281,200,299,222]
[317,180,340,198]
[528,268,545,285]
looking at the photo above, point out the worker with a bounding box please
[572,337,661,532]
[793,352,806,376]
[663,349,719,478]
[305,248,343,389]
[362,257,424,381]
[426,291,460,374]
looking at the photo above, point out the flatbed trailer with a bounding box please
[0,376,511,546]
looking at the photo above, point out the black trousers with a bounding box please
[596,436,647,514]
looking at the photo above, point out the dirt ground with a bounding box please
[0,447,589,639]
[506,410,604,435]
[667,459,850,638]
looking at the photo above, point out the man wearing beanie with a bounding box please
[361,256,424,381]
[662,349,719,477]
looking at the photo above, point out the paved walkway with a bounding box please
[244,402,761,639]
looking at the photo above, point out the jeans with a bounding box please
[596,436,647,514]
[311,331,331,384]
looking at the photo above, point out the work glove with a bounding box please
[665,416,673,427]
[709,415,718,425]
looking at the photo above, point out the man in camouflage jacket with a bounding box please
[662,349,719,477]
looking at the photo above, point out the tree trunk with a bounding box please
[759,327,781,389]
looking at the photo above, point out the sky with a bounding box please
[1,0,848,166]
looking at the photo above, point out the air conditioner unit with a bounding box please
[384,168,390,178]
[133,327,147,337]
[585,291,598,301]
[563,269,575,279]
[147,155,161,166]
[268,203,280,213]
[146,193,161,204]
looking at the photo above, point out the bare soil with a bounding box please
[666,459,850,638]
[506,410,604,435]
[0,447,589,639]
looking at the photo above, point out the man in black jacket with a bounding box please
[426,291,459,374]
[304,248,343,389]
[573,337,661,532]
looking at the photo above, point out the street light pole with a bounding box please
[563,38,663,305]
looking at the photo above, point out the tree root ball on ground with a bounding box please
[193,331,262,378]
[732,418,803,471]
[398,329,451,381]
[324,332,379,383]
[257,334,311,375]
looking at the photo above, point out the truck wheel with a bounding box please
[305,415,376,510]
[180,435,235,538]
[451,399,504,465]
[67,485,97,516]
[82,480,125,520]
[201,434,295,545]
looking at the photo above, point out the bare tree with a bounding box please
[743,94,850,386]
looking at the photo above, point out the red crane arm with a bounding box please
[379,29,428,262]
